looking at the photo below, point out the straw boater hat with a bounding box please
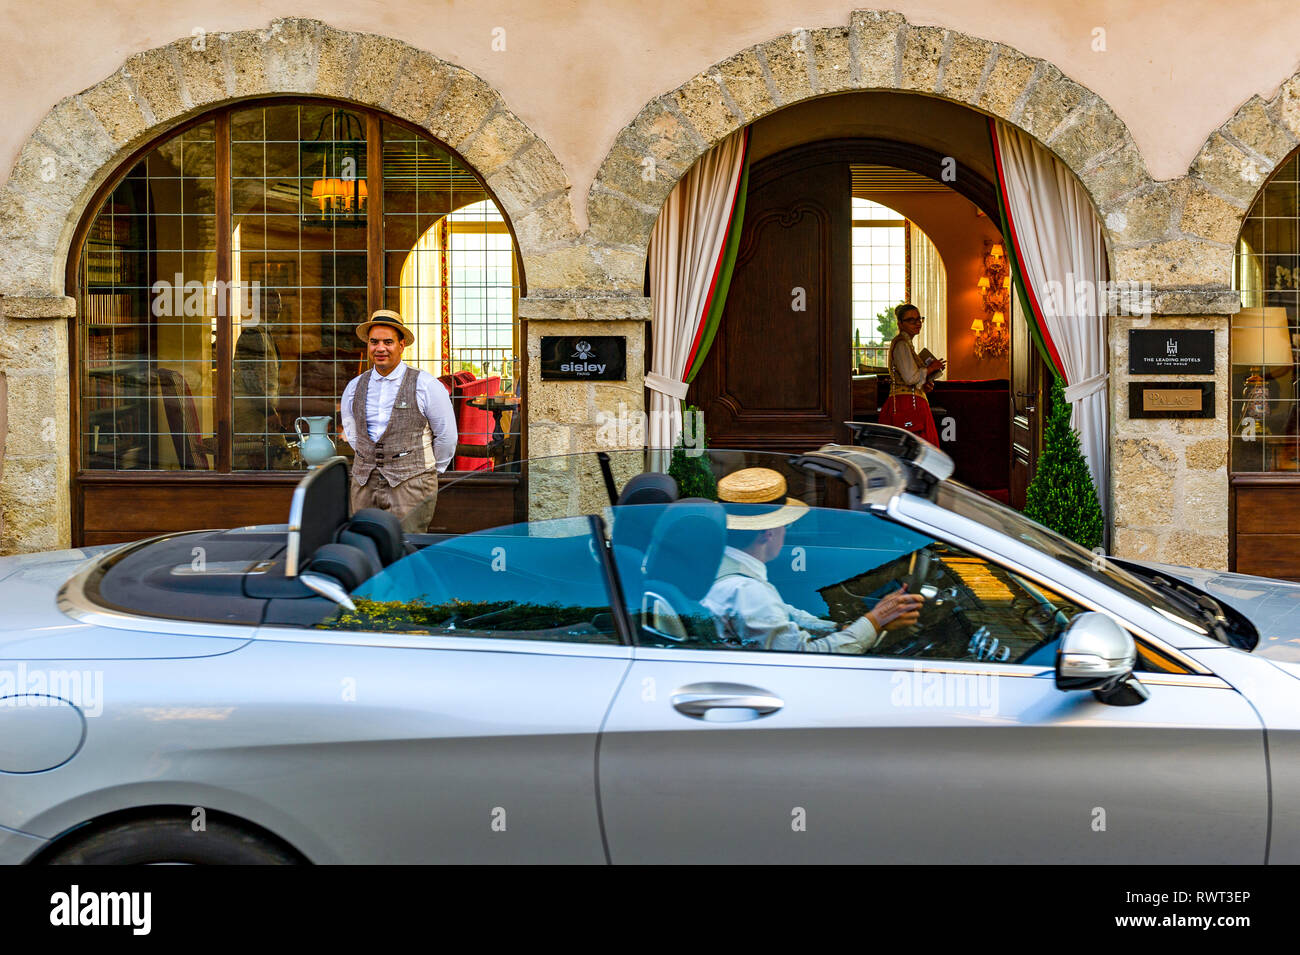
[356,309,416,346]
[717,467,808,530]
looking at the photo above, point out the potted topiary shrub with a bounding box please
[668,404,718,500]
[1023,378,1104,550]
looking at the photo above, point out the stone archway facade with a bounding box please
[4,11,1300,562]
[565,10,1300,571]
[0,17,577,553]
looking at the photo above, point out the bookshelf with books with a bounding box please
[81,189,153,469]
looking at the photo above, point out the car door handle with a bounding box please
[671,682,784,720]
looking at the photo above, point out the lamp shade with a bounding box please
[977,276,990,290]
[971,318,985,332]
[992,311,1005,326]
[1232,306,1293,366]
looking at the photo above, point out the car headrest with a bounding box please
[340,507,405,566]
[617,472,678,507]
[643,500,726,601]
[304,542,374,592]
[612,473,679,554]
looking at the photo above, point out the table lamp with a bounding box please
[1232,306,1294,436]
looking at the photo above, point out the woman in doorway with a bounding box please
[879,303,947,446]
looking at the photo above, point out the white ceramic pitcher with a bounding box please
[294,415,336,466]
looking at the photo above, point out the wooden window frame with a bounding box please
[66,97,527,491]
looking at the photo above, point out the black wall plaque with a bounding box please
[1128,329,1214,375]
[540,336,627,381]
[1128,382,1215,419]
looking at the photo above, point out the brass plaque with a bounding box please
[1142,388,1203,412]
[1128,382,1214,419]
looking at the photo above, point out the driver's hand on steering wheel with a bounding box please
[866,587,925,632]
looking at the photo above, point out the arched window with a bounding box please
[849,196,946,370]
[1232,149,1299,473]
[74,100,523,479]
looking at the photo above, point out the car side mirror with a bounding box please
[1056,612,1149,706]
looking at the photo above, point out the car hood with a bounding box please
[1122,559,1300,663]
[0,544,251,660]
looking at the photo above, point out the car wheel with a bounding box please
[41,817,303,865]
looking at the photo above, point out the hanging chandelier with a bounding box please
[305,111,367,223]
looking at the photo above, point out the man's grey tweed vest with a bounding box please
[351,366,435,487]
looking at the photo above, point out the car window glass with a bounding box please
[933,482,1215,637]
[616,503,1087,662]
[317,516,619,644]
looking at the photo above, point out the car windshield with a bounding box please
[415,447,876,532]
[932,481,1226,642]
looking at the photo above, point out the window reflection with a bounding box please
[230,103,368,470]
[77,101,523,475]
[81,122,217,470]
[1233,153,1299,472]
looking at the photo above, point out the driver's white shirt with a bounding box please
[701,547,879,653]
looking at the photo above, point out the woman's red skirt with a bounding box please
[879,393,940,446]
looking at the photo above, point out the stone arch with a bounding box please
[0,17,576,309]
[1185,75,1300,252]
[586,9,1182,296]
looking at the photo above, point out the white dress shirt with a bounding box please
[701,547,879,653]
[340,361,458,473]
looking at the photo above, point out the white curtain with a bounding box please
[909,225,947,360]
[646,129,747,449]
[994,121,1110,516]
[402,217,445,373]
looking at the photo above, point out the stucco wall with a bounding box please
[2,7,1298,567]
[2,0,1299,229]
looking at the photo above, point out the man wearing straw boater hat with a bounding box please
[702,468,924,653]
[340,309,457,526]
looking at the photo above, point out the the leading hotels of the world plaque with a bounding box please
[540,336,628,381]
[1127,329,1215,375]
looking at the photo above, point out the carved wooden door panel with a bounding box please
[687,150,852,451]
[1009,295,1044,510]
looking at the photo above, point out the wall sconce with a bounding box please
[973,239,1010,359]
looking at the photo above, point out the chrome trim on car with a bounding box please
[1137,674,1231,689]
[57,532,260,639]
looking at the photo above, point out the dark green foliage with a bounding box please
[318,597,614,641]
[876,306,899,342]
[1023,378,1104,550]
[669,404,718,500]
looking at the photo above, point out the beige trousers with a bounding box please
[350,468,439,532]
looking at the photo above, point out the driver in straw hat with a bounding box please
[340,309,458,527]
[702,468,925,653]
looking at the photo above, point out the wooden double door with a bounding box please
[687,143,855,451]
[688,138,1041,507]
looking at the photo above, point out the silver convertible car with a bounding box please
[2,425,1300,864]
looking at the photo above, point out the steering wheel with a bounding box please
[906,548,932,593]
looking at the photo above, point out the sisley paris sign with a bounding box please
[540,336,627,381]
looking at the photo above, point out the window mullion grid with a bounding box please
[214,110,233,472]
